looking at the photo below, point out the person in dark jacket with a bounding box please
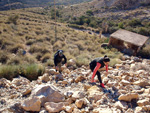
[54,50,67,73]
[89,55,110,88]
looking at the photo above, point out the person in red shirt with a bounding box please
[89,55,110,88]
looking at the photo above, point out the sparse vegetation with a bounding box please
[0,64,45,80]
[7,14,19,25]
[0,5,149,80]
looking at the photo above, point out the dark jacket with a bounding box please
[54,52,67,66]
[90,57,105,68]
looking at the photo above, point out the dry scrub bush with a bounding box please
[7,15,19,25]
[7,56,22,65]
[0,51,9,64]
[26,39,35,45]
[53,40,65,51]
[41,53,51,63]
[137,45,150,59]
[29,45,49,54]
[35,30,44,35]
[76,53,91,67]
[45,59,54,67]
[9,44,24,54]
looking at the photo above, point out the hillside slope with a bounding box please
[91,0,150,9]
[0,8,122,67]
[0,0,92,10]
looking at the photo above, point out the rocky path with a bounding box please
[0,55,150,113]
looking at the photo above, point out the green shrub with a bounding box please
[128,18,141,27]
[0,64,45,80]
[118,22,124,29]
[0,65,20,80]
[137,27,150,36]
[20,64,45,80]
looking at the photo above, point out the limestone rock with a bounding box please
[47,69,59,75]
[12,76,30,86]
[88,86,104,102]
[134,107,143,113]
[137,99,150,107]
[133,80,150,87]
[55,74,63,81]
[75,99,84,108]
[118,93,139,101]
[93,108,113,113]
[31,84,65,106]
[115,64,123,69]
[114,101,128,110]
[0,78,11,88]
[121,80,130,86]
[39,73,50,83]
[44,102,68,113]
[72,91,85,100]
[64,106,72,113]
[21,96,41,111]
[68,59,76,66]
[22,88,32,96]
[75,75,86,83]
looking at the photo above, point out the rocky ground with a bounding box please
[0,55,150,113]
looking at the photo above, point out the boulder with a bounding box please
[118,93,139,101]
[31,84,65,106]
[21,96,41,111]
[87,86,104,102]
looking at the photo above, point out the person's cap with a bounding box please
[58,50,63,56]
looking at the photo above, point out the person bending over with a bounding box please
[54,50,67,74]
[89,55,110,88]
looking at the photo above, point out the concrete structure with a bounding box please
[109,29,149,55]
